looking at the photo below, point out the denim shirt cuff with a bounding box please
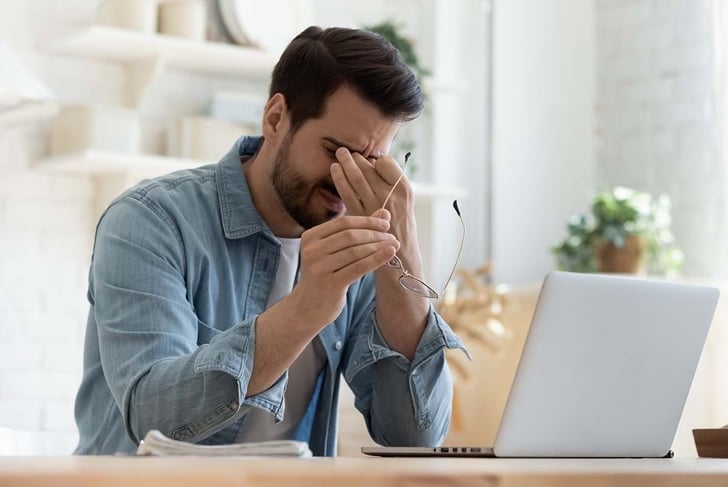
[368,303,471,371]
[241,372,287,422]
[410,304,471,367]
[193,315,287,421]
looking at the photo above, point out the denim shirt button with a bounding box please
[334,341,342,351]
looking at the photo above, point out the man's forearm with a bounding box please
[373,269,430,361]
[246,293,325,396]
[352,339,454,447]
[130,357,241,443]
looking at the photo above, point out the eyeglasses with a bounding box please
[379,153,466,299]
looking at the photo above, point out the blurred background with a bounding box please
[0,0,726,457]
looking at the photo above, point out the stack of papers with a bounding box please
[136,430,312,457]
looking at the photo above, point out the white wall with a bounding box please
[427,0,491,283]
[596,0,722,278]
[491,0,596,286]
[593,0,725,457]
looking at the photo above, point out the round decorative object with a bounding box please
[218,0,314,54]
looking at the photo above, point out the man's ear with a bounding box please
[262,93,289,141]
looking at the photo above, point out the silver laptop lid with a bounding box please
[493,271,719,458]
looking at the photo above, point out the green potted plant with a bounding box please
[552,186,684,276]
[364,21,430,82]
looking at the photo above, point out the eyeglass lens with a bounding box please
[399,275,439,298]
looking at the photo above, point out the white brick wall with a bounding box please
[0,120,93,454]
[0,1,138,454]
[596,0,724,277]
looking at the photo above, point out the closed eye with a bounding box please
[324,147,338,160]
[325,145,377,163]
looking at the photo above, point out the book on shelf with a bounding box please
[136,429,312,457]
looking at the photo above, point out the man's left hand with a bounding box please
[330,147,414,247]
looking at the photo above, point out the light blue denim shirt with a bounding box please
[74,136,467,455]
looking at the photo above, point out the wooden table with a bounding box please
[1,456,728,487]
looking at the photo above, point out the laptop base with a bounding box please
[361,446,495,457]
[361,446,675,458]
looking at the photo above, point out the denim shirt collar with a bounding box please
[215,136,272,240]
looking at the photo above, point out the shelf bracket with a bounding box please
[124,55,166,108]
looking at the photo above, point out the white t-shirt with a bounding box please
[236,237,327,442]
[265,237,302,309]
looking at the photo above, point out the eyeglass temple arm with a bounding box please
[439,200,466,295]
[379,152,411,213]
[376,155,465,299]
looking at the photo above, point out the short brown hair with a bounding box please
[269,26,424,133]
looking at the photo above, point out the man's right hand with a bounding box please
[289,211,400,328]
[247,211,398,397]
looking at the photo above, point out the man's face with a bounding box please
[269,85,401,230]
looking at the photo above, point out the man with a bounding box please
[74,26,466,455]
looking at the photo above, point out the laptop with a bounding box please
[362,271,720,458]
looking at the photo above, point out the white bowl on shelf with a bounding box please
[218,0,314,55]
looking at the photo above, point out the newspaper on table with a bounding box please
[136,429,312,457]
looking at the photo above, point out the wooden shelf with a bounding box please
[48,26,276,78]
[37,151,467,201]
[46,26,276,106]
[0,101,58,126]
[411,181,467,200]
[37,150,209,176]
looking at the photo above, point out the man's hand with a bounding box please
[288,213,400,328]
[331,147,423,277]
[249,211,398,397]
[330,148,429,360]
[331,148,420,256]
[331,147,411,212]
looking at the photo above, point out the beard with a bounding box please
[271,134,341,230]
